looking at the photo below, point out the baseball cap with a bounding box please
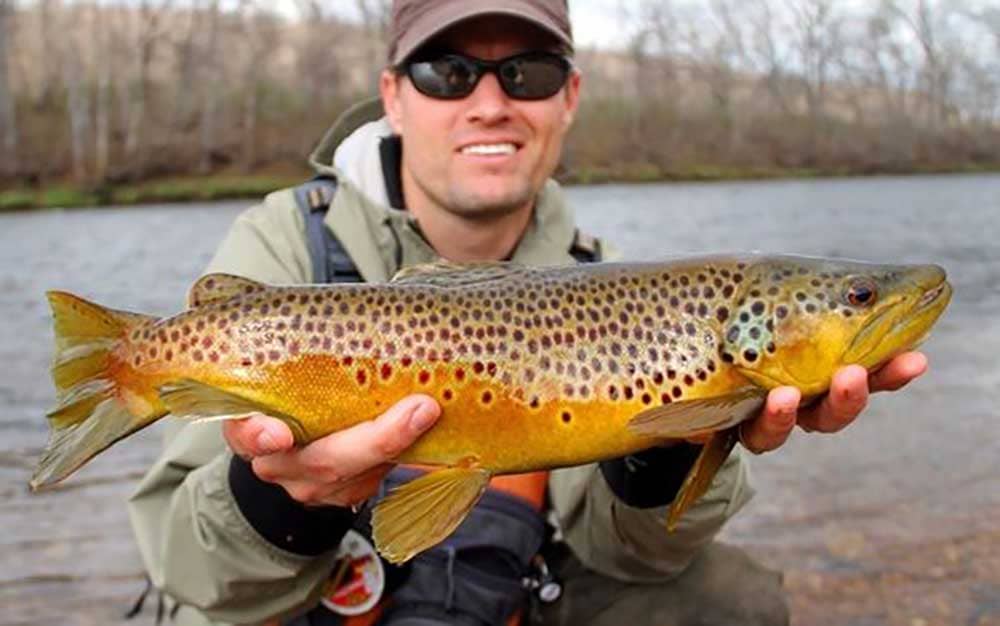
[388,0,573,66]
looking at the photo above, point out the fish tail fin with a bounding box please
[30,291,163,491]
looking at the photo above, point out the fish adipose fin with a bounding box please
[372,466,492,564]
[30,292,162,491]
[666,428,740,531]
[158,379,309,442]
[626,388,766,439]
[187,273,267,307]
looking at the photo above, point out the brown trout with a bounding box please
[31,255,951,562]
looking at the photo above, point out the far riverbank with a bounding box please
[2,161,998,211]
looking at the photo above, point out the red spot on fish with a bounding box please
[343,356,354,367]
[455,368,466,381]
[381,363,393,380]
[357,369,367,385]
[401,356,413,368]
[193,350,204,362]
[418,370,430,385]
[443,389,453,401]
[202,336,213,349]
[481,390,493,404]
[209,352,220,363]
[473,362,485,375]
[486,362,497,377]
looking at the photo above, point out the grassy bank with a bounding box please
[2,163,998,211]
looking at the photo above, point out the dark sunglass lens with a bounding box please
[499,56,568,99]
[409,56,478,98]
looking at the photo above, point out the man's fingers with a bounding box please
[740,386,799,454]
[869,351,927,392]
[223,414,295,459]
[256,395,440,484]
[797,365,869,433]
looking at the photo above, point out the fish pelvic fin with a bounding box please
[626,388,766,439]
[666,427,741,532]
[372,466,492,564]
[31,292,163,491]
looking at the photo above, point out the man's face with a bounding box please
[381,16,581,220]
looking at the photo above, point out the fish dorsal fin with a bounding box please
[372,466,492,563]
[158,379,309,442]
[187,273,268,308]
[627,388,766,439]
[391,261,530,287]
[667,428,740,531]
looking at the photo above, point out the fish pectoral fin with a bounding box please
[666,427,740,531]
[187,273,269,308]
[372,466,491,563]
[626,388,766,438]
[391,260,530,287]
[158,379,308,442]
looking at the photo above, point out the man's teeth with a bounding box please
[462,143,516,155]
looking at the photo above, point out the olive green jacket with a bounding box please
[127,100,755,626]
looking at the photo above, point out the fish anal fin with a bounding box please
[158,379,308,442]
[627,388,766,438]
[372,467,491,563]
[666,427,740,531]
[391,261,530,287]
[188,273,268,308]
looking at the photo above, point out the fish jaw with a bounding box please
[843,268,951,368]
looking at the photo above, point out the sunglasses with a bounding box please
[403,51,573,101]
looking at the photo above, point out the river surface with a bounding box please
[1,174,998,626]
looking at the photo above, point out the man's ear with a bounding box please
[380,69,405,134]
[561,70,582,129]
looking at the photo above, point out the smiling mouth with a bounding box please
[459,143,519,156]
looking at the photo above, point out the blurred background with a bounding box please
[0,2,998,626]
[0,0,997,205]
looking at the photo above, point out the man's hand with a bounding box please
[738,351,929,454]
[223,395,441,507]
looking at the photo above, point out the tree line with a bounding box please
[0,0,997,188]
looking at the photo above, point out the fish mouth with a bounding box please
[844,270,952,367]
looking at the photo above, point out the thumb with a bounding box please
[223,413,295,458]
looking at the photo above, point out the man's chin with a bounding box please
[445,186,534,220]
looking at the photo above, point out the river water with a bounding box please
[1,174,998,626]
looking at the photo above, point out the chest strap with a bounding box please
[293,177,363,284]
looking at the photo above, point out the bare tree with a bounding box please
[61,3,91,182]
[122,0,174,178]
[198,0,221,174]
[0,0,17,177]
[355,0,391,91]
[237,0,279,171]
[93,1,113,183]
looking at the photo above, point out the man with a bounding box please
[128,2,929,625]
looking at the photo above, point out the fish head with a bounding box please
[720,256,952,396]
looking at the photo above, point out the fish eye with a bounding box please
[844,279,878,307]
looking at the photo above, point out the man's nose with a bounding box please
[464,72,511,125]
